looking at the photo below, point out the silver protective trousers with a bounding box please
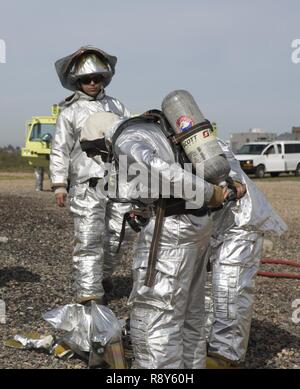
[128,214,213,369]
[34,167,44,191]
[206,228,263,362]
[103,200,137,280]
[69,181,107,302]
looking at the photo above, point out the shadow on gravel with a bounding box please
[0,266,41,287]
[112,275,133,298]
[247,318,300,367]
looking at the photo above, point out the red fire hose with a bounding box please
[257,258,300,279]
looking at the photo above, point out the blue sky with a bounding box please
[0,0,300,146]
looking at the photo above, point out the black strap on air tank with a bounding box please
[109,110,180,163]
[81,138,109,161]
[171,119,214,144]
[110,114,157,161]
[143,109,174,138]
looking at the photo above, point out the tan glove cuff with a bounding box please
[77,295,103,305]
[233,180,243,187]
[207,185,225,208]
[54,187,68,195]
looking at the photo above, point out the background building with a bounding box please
[230,128,277,153]
[292,127,300,139]
[230,126,300,153]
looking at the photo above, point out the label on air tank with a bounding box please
[181,129,222,164]
[176,115,194,133]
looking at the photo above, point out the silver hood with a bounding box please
[55,46,117,91]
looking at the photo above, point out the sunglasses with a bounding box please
[79,75,103,85]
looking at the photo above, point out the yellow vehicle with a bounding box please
[21,105,59,190]
[211,122,218,136]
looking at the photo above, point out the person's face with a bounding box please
[79,74,103,97]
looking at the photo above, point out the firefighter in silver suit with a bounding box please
[205,140,287,367]
[50,46,130,304]
[109,117,230,369]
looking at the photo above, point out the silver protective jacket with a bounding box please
[111,120,215,368]
[205,139,287,363]
[50,90,130,188]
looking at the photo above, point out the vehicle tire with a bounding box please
[255,165,265,178]
[295,163,300,177]
[270,172,280,177]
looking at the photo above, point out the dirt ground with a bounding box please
[0,172,299,369]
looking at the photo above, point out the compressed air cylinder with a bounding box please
[162,90,230,185]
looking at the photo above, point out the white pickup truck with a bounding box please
[235,141,300,178]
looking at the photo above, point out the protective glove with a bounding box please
[54,187,68,208]
[207,185,228,208]
[232,180,247,199]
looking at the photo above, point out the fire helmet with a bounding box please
[55,46,117,91]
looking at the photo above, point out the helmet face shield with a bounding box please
[72,53,112,78]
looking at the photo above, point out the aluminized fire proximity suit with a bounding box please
[50,47,130,303]
[205,140,287,364]
[34,167,44,191]
[111,120,228,369]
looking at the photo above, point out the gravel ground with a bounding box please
[0,173,299,369]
